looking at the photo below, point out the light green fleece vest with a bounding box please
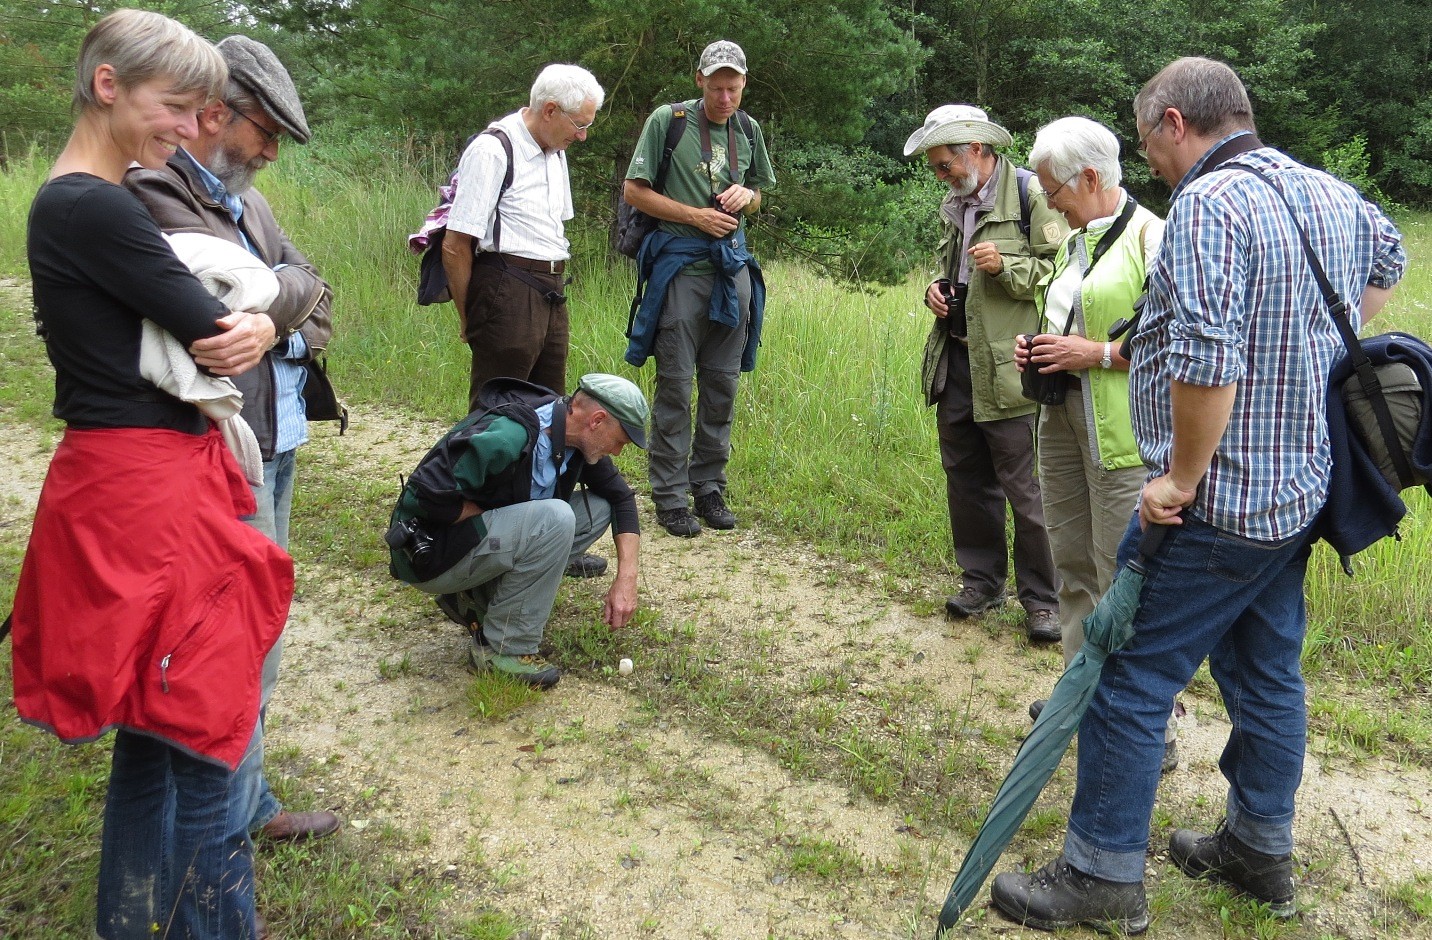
[1036,201,1161,470]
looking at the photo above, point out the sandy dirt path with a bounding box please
[1,397,1428,939]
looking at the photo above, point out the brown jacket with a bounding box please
[125,153,333,458]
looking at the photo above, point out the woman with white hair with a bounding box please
[13,9,291,937]
[1015,116,1179,768]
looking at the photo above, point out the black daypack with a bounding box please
[615,102,756,259]
[403,378,559,524]
[387,378,562,582]
[416,128,514,306]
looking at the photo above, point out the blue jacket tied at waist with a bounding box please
[1316,331,1432,561]
[625,228,765,372]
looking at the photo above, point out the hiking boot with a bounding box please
[1026,608,1061,642]
[991,856,1149,934]
[469,649,562,690]
[565,553,608,578]
[466,640,493,673]
[945,586,1004,619]
[693,490,736,529]
[1169,822,1295,917]
[657,506,702,538]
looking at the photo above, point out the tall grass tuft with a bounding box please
[0,145,48,273]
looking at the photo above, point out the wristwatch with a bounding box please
[1100,341,1113,370]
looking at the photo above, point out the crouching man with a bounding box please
[388,374,648,688]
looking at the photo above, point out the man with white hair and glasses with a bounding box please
[443,65,605,414]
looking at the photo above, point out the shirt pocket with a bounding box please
[987,338,1027,411]
[983,236,1032,260]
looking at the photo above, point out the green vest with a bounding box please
[1036,198,1161,470]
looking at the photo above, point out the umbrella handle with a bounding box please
[1130,523,1170,574]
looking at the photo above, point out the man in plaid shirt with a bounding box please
[990,57,1406,933]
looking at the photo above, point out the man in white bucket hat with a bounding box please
[905,104,1066,640]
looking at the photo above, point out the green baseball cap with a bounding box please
[577,374,649,449]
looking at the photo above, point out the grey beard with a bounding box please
[946,174,978,198]
[208,149,261,195]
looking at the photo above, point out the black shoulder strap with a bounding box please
[1084,195,1139,274]
[480,127,515,253]
[735,109,756,146]
[1054,196,1140,338]
[1015,167,1033,238]
[1231,163,1414,489]
[653,102,688,195]
[0,612,10,645]
[735,110,756,183]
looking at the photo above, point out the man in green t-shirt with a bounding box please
[622,40,776,538]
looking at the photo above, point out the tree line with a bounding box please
[3,0,1427,283]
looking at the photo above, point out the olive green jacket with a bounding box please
[922,157,1067,421]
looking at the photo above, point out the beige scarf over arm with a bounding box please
[139,233,281,486]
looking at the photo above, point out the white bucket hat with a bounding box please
[903,104,1013,157]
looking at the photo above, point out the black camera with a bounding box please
[384,517,436,571]
[1019,334,1070,406]
[937,278,969,337]
[709,192,739,218]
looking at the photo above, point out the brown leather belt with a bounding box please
[479,252,565,275]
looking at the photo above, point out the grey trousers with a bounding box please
[648,269,752,511]
[413,493,611,655]
[1037,385,1146,666]
[936,342,1058,611]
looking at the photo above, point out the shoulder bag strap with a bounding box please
[1057,196,1140,339]
[480,128,515,254]
[1231,163,1413,488]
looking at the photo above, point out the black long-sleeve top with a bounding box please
[27,173,227,432]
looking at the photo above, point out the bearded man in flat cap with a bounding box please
[905,105,1066,640]
[125,35,340,844]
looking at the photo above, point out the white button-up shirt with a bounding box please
[447,109,572,261]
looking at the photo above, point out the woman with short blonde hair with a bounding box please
[13,9,291,937]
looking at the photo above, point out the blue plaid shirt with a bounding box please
[1128,133,1406,540]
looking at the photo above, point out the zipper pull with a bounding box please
[160,654,171,693]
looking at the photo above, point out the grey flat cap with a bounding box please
[216,35,311,144]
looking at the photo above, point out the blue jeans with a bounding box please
[97,731,259,939]
[1064,514,1313,882]
[240,449,297,830]
[248,449,296,550]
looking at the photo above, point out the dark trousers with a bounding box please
[464,260,569,411]
[936,342,1058,610]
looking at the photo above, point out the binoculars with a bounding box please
[936,278,969,337]
[1019,334,1071,406]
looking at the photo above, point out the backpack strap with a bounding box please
[1015,167,1033,239]
[652,102,689,195]
[696,109,741,190]
[480,127,515,253]
[735,110,756,183]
